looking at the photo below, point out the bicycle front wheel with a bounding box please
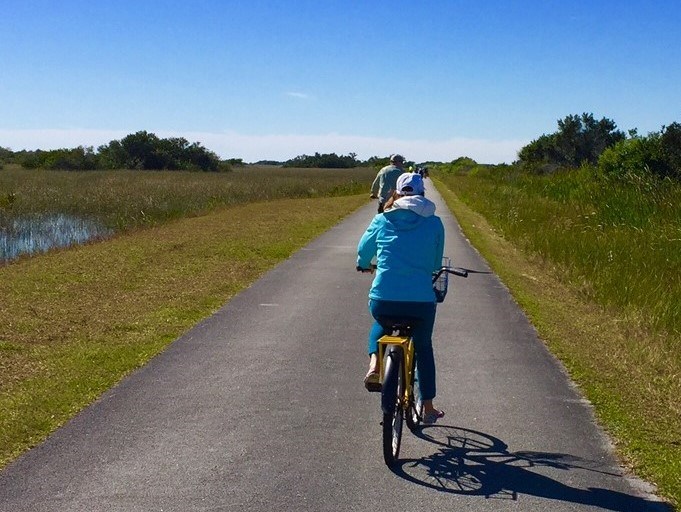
[382,345,405,466]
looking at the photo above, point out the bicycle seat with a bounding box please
[376,315,421,335]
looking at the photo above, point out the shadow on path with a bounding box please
[391,425,674,511]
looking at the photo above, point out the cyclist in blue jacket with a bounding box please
[357,172,446,424]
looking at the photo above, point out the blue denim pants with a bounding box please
[368,299,438,401]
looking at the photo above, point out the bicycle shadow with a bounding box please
[390,425,674,511]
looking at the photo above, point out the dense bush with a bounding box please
[442,157,480,173]
[364,156,390,169]
[252,160,283,166]
[0,147,12,166]
[433,157,503,177]
[20,146,99,170]
[518,113,625,171]
[14,147,93,170]
[4,132,231,172]
[283,152,360,168]
[598,123,681,180]
[660,122,681,177]
[598,135,661,177]
[97,131,228,172]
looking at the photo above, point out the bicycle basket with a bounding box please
[433,257,451,303]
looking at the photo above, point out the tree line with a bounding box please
[0,131,231,172]
[3,116,679,179]
[517,113,681,180]
[282,152,360,168]
[0,137,389,171]
[273,153,394,169]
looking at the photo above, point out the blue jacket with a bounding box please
[357,195,445,302]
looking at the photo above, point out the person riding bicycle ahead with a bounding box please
[369,154,406,213]
[357,172,446,424]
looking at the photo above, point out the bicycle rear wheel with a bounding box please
[382,345,405,466]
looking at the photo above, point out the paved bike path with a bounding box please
[0,184,669,511]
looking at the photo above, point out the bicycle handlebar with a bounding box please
[432,266,468,282]
[356,265,468,279]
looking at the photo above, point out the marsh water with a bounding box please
[0,214,112,263]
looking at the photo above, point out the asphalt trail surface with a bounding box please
[0,185,670,511]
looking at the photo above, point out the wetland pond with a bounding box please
[0,214,112,264]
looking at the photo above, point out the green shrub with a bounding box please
[598,136,661,177]
[660,122,681,178]
[283,152,360,168]
[518,113,625,170]
[434,157,483,175]
[599,123,681,180]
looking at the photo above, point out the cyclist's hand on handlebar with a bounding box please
[356,265,376,274]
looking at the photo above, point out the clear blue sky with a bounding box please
[1,1,680,163]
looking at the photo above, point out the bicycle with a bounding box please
[358,258,468,466]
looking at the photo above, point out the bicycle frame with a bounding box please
[378,333,416,414]
[357,261,468,466]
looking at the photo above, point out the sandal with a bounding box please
[422,409,445,425]
[364,369,381,392]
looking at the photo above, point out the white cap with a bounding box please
[396,172,425,196]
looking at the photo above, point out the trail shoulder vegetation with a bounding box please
[0,168,373,468]
[432,149,680,506]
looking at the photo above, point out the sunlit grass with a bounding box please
[0,166,376,232]
[436,165,681,334]
[0,166,374,467]
[433,168,680,507]
[0,193,369,468]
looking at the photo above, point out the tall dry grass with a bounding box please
[434,166,681,506]
[437,164,681,335]
[0,166,376,232]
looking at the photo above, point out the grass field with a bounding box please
[432,166,680,507]
[2,164,678,506]
[1,166,373,468]
[0,165,376,232]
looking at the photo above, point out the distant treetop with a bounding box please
[282,152,359,168]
